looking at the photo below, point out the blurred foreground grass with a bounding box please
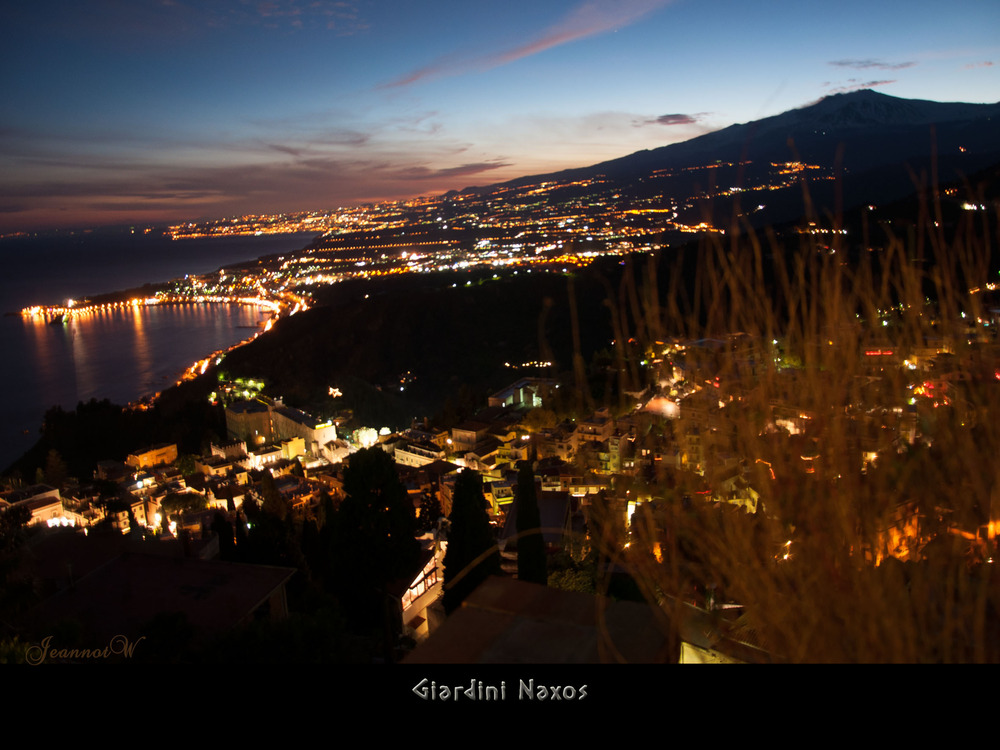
[589,177,1000,662]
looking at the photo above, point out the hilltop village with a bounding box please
[6,291,1000,662]
[6,92,1000,661]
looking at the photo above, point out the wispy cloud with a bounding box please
[828,59,916,71]
[28,0,369,40]
[636,113,710,127]
[383,0,675,88]
[248,0,368,34]
[964,60,994,69]
[264,142,305,157]
[392,161,513,181]
[0,141,523,231]
[824,79,897,95]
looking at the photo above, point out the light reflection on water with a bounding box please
[2,302,268,469]
[0,231,316,471]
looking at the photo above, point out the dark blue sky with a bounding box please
[2,0,997,232]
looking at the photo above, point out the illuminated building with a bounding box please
[125,443,178,470]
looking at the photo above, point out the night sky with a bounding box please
[3,0,998,232]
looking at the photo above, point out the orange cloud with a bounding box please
[383,0,674,88]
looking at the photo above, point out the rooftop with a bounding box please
[405,576,677,663]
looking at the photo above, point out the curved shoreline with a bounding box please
[1,233,321,473]
[20,293,283,320]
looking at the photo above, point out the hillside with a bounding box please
[219,263,631,427]
[458,90,1000,229]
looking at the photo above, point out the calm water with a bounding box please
[0,231,317,470]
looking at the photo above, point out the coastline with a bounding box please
[0,232,317,474]
[1,302,276,474]
[153,299,285,403]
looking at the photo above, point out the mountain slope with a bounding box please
[460,90,1000,225]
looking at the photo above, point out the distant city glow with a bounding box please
[2,0,997,233]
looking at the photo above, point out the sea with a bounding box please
[0,230,318,472]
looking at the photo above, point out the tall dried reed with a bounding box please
[597,176,1000,662]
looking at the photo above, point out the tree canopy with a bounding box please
[443,469,500,614]
[515,461,547,585]
[330,447,420,630]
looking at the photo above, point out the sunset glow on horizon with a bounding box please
[2,0,998,233]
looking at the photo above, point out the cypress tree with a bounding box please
[515,460,547,585]
[331,447,420,631]
[211,512,236,560]
[443,469,500,614]
[260,470,288,521]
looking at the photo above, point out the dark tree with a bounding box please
[443,469,500,614]
[161,491,207,524]
[330,447,420,631]
[0,505,32,622]
[176,454,197,477]
[259,470,289,521]
[515,460,547,585]
[211,512,236,560]
[234,510,249,558]
[417,492,444,535]
[315,489,335,530]
[240,493,303,570]
[43,449,68,489]
[304,491,338,587]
